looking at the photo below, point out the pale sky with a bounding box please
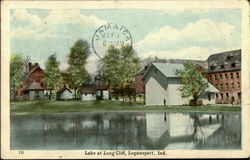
[10,9,241,74]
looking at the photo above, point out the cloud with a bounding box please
[43,10,106,28]
[135,19,239,60]
[11,9,43,27]
[10,9,107,39]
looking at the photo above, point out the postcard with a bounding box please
[1,0,250,159]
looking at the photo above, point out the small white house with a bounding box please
[142,63,219,106]
[96,85,109,100]
[23,81,44,100]
[57,88,73,100]
[79,85,97,101]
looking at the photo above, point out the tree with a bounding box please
[175,62,208,106]
[101,45,140,101]
[10,54,24,101]
[67,39,90,99]
[44,54,62,100]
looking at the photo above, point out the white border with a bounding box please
[1,0,249,159]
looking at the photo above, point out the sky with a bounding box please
[10,8,241,74]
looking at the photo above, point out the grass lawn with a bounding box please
[10,100,241,115]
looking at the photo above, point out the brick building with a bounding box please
[206,49,241,104]
[15,62,45,100]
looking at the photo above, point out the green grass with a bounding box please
[10,100,241,115]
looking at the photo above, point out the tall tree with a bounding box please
[101,45,140,101]
[10,54,24,101]
[44,54,62,100]
[67,39,90,99]
[176,62,208,106]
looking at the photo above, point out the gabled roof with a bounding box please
[154,63,184,78]
[57,88,72,94]
[206,82,219,92]
[27,65,43,77]
[143,62,219,93]
[24,81,44,90]
[78,85,97,94]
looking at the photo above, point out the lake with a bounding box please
[10,112,241,150]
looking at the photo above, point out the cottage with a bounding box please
[78,85,97,100]
[23,81,44,100]
[143,63,219,106]
[96,85,109,100]
[57,88,73,100]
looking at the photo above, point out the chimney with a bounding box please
[28,62,32,72]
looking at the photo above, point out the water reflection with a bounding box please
[10,112,241,150]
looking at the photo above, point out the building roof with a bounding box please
[24,81,44,91]
[143,62,219,93]
[207,49,241,73]
[57,88,72,94]
[137,58,207,76]
[152,63,184,78]
[78,85,97,94]
[206,82,219,92]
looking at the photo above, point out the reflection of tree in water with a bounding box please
[15,112,240,150]
[189,113,205,143]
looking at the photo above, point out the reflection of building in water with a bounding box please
[10,112,241,150]
[195,114,241,149]
[145,113,170,142]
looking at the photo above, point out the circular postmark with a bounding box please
[92,23,133,59]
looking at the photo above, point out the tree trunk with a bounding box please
[13,88,16,101]
[49,89,52,100]
[75,89,77,100]
[193,95,198,106]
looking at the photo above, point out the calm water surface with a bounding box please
[10,112,241,150]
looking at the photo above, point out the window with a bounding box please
[220,84,223,89]
[220,65,225,69]
[209,75,212,80]
[216,93,218,99]
[226,93,229,98]
[231,63,236,68]
[226,55,233,60]
[225,73,228,79]
[85,94,87,96]
[236,72,240,78]
[220,93,223,98]
[232,96,235,102]
[210,66,216,70]
[231,82,234,89]
[215,75,217,80]
[208,93,211,101]
[92,93,95,96]
[220,74,223,80]
[238,92,241,99]
[225,83,228,89]
[238,82,240,88]
[230,73,234,79]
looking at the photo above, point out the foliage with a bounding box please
[44,54,62,99]
[10,54,24,100]
[101,45,140,100]
[176,62,208,106]
[67,39,90,98]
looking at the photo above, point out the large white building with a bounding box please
[142,63,219,106]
